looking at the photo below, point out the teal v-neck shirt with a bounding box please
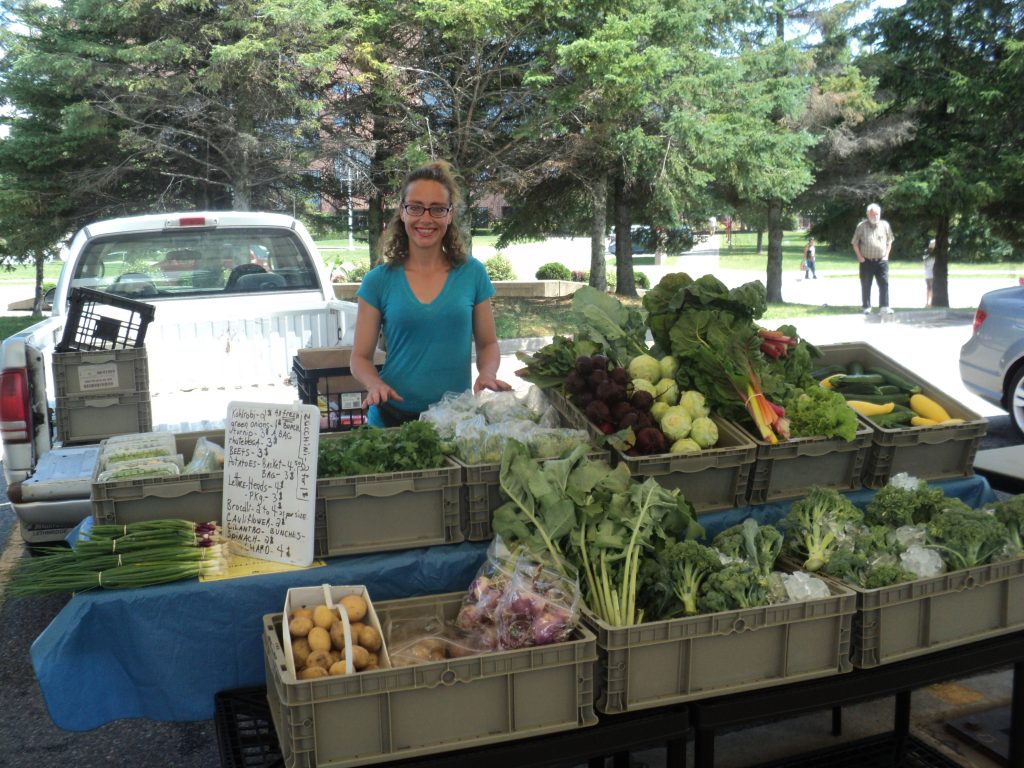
[356,257,496,415]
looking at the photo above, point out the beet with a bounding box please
[635,410,656,429]
[587,369,609,390]
[608,367,629,386]
[574,391,594,408]
[618,411,640,430]
[596,381,625,404]
[630,390,655,412]
[635,426,667,455]
[585,399,611,425]
[611,401,634,422]
[574,355,594,376]
[564,373,587,395]
[590,353,610,370]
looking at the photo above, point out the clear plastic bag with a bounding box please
[183,436,224,474]
[495,554,581,649]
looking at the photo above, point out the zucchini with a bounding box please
[836,374,885,385]
[870,409,915,428]
[865,366,922,395]
[812,364,846,380]
[877,384,902,395]
[848,361,865,376]
[834,382,883,396]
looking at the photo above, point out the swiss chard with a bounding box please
[570,286,649,369]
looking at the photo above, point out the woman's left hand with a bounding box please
[473,374,512,394]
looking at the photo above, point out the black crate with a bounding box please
[57,287,155,352]
[750,733,964,768]
[214,687,284,768]
[292,354,381,432]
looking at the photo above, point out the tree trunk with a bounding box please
[613,174,636,297]
[32,251,45,317]
[589,171,608,291]
[932,214,950,308]
[756,230,763,253]
[765,199,784,303]
[367,190,385,266]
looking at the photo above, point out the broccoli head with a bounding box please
[639,538,723,619]
[711,518,783,583]
[988,494,1024,556]
[782,487,864,572]
[698,562,770,613]
[926,506,1010,570]
[864,478,949,528]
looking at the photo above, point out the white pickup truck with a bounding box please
[1,211,357,544]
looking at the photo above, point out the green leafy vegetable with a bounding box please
[783,386,860,442]
[514,334,599,389]
[926,504,1009,570]
[570,286,649,369]
[317,421,447,477]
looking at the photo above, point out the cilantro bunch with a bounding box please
[317,421,447,478]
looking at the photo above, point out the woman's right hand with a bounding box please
[362,382,404,410]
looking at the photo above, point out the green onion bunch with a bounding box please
[7,519,228,596]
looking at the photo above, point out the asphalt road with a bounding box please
[0,243,1021,767]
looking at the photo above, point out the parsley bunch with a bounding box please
[317,421,447,478]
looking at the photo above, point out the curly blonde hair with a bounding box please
[379,160,468,268]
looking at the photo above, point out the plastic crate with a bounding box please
[816,343,987,488]
[214,687,285,768]
[587,579,855,714]
[90,430,225,526]
[263,591,597,768]
[545,389,758,515]
[55,390,152,445]
[53,347,149,399]
[56,286,155,353]
[825,557,1024,669]
[315,437,463,557]
[742,421,874,505]
[293,347,385,432]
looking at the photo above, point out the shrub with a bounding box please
[485,253,516,281]
[570,270,588,283]
[346,263,370,283]
[535,262,572,281]
[635,271,651,289]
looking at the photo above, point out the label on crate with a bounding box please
[222,401,320,567]
[77,363,120,392]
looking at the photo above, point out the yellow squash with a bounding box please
[909,394,951,423]
[846,400,895,417]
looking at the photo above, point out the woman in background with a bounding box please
[803,237,817,279]
[350,160,511,427]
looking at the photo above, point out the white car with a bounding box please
[959,285,1024,438]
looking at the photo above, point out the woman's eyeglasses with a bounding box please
[401,203,451,218]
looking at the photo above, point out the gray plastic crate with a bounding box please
[56,390,152,445]
[823,557,1024,668]
[742,421,874,505]
[263,592,598,767]
[816,342,987,488]
[546,389,758,514]
[587,579,855,714]
[90,430,225,526]
[315,442,463,557]
[53,347,149,399]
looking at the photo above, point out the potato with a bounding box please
[298,666,327,679]
[312,604,336,629]
[304,649,333,671]
[307,626,332,653]
[347,645,371,670]
[291,637,311,667]
[340,594,368,623]
[366,653,378,667]
[358,625,382,652]
[328,660,351,676]
[288,616,313,638]
[329,621,352,652]
[290,607,314,621]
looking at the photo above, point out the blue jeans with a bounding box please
[859,259,889,308]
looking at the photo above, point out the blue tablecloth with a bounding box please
[30,476,997,731]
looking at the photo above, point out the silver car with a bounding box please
[959,285,1024,438]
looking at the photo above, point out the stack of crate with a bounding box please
[53,288,155,444]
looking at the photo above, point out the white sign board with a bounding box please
[222,401,320,567]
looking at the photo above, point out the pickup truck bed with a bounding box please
[1,211,358,544]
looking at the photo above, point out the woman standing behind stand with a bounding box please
[350,160,511,427]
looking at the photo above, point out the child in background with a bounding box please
[923,238,936,307]
[803,238,817,279]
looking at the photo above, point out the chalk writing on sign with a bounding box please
[223,401,320,567]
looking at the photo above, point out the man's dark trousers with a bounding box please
[859,259,889,309]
